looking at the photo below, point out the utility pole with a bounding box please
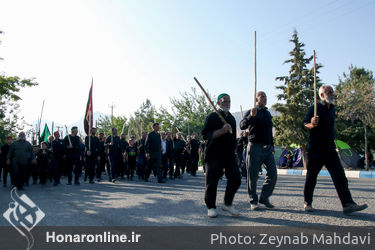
[108,103,116,126]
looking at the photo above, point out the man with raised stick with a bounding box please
[302,52,368,214]
[240,91,277,210]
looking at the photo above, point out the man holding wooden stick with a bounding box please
[240,91,277,211]
[202,93,241,218]
[302,85,368,214]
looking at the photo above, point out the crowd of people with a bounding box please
[0,126,206,190]
[0,85,369,217]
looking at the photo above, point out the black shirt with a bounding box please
[63,135,81,157]
[173,139,186,158]
[137,138,146,154]
[303,102,336,151]
[145,131,161,153]
[126,145,137,164]
[240,107,274,146]
[85,135,100,157]
[105,135,121,156]
[52,139,65,159]
[189,138,200,157]
[202,110,237,162]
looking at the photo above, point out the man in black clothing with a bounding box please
[202,93,241,218]
[85,127,100,184]
[63,126,82,185]
[188,132,200,176]
[106,127,122,183]
[173,132,186,178]
[119,133,129,179]
[302,85,368,214]
[145,123,164,183]
[136,131,147,179]
[36,142,53,184]
[1,136,13,187]
[240,91,277,211]
[96,133,110,181]
[163,132,175,179]
[7,132,36,190]
[52,131,65,186]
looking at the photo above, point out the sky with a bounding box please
[0,0,374,130]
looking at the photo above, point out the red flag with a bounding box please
[84,79,93,135]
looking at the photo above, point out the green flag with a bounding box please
[40,123,51,142]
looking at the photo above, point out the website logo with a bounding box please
[3,187,45,250]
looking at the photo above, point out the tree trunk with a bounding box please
[364,125,369,171]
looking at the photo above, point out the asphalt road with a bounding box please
[1,172,374,227]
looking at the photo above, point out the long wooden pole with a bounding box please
[240,105,244,119]
[313,50,317,117]
[254,31,257,108]
[193,77,231,133]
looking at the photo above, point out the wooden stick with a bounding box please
[65,125,72,147]
[254,31,257,108]
[313,50,317,117]
[193,77,231,133]
[240,105,244,119]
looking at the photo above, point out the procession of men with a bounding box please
[0,125,204,190]
[0,86,369,218]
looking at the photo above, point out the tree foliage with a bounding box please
[335,66,375,170]
[272,29,323,149]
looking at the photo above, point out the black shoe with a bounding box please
[53,183,58,186]
[17,187,24,191]
[111,179,116,183]
[74,181,80,185]
[259,198,274,209]
[158,179,166,183]
[144,179,149,182]
[67,182,72,185]
[343,203,368,214]
[89,180,94,184]
[169,176,175,180]
[3,184,6,187]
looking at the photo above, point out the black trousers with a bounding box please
[12,163,29,189]
[174,156,185,177]
[2,163,12,185]
[204,158,241,209]
[66,155,81,183]
[145,152,162,180]
[96,156,111,180]
[304,149,354,207]
[190,154,199,175]
[85,155,98,181]
[53,157,63,184]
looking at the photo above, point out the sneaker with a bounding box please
[304,204,314,212]
[207,208,218,218]
[250,204,259,211]
[343,203,368,214]
[111,179,116,183]
[259,198,274,209]
[222,205,240,216]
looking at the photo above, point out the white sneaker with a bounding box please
[250,204,259,211]
[207,208,218,218]
[222,205,240,216]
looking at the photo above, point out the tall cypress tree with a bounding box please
[272,30,322,164]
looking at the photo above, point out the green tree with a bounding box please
[0,75,38,144]
[96,115,128,137]
[335,66,375,170]
[272,30,323,167]
[169,87,214,139]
